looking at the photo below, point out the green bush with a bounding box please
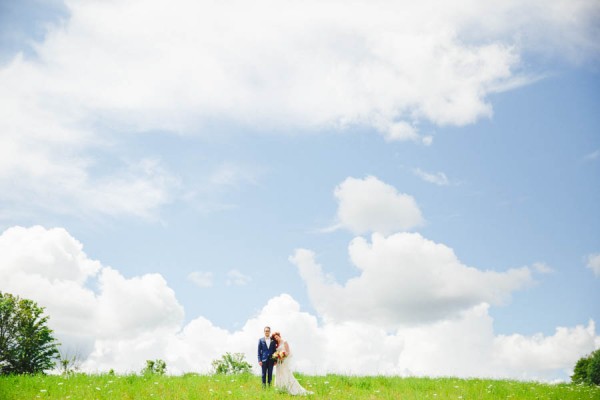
[211,352,252,374]
[141,359,167,375]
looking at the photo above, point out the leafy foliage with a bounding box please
[571,349,600,386]
[211,352,252,374]
[587,349,600,386]
[141,359,167,375]
[0,292,59,375]
[572,356,590,384]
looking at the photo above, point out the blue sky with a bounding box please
[0,0,599,380]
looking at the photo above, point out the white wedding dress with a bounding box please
[274,341,312,396]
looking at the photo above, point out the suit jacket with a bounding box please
[258,337,277,363]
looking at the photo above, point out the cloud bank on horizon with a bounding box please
[1,174,599,380]
[0,223,597,380]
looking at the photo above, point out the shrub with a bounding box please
[142,359,167,375]
[57,349,82,376]
[211,352,252,374]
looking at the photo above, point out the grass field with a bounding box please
[1,373,599,399]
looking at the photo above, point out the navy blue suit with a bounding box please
[258,337,277,386]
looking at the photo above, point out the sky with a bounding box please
[0,0,599,381]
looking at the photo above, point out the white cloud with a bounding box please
[586,254,600,277]
[187,271,214,288]
[422,136,434,146]
[226,269,252,286]
[394,305,599,380]
[0,225,184,357]
[0,55,179,221]
[83,159,179,220]
[290,232,533,326]
[1,0,598,219]
[15,0,531,137]
[413,168,450,186]
[208,163,263,187]
[332,176,424,235]
[376,120,421,143]
[532,262,553,274]
[493,320,599,377]
[0,225,597,380]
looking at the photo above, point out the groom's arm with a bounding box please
[257,339,263,366]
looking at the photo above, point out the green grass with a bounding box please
[1,373,599,399]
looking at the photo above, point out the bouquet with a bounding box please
[272,350,287,364]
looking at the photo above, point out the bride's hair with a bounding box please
[270,331,281,346]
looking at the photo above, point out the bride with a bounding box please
[271,331,312,396]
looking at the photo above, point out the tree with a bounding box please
[0,292,59,375]
[571,349,600,386]
[211,352,252,374]
[587,349,600,386]
[572,356,590,384]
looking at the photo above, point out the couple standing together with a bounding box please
[257,326,312,395]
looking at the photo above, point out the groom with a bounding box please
[257,326,276,387]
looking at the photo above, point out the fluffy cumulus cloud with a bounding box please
[1,0,599,220]
[290,232,533,326]
[332,176,424,235]
[0,225,598,380]
[493,321,600,377]
[0,225,184,358]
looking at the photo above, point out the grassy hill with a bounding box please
[1,373,599,399]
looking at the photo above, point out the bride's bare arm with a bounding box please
[284,341,290,354]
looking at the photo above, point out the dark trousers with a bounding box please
[261,359,274,386]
